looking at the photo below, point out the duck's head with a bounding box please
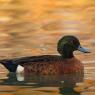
[57,35,91,58]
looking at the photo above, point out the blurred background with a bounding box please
[0,0,95,61]
[0,1,95,95]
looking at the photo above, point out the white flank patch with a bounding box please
[16,65,24,73]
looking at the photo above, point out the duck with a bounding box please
[0,35,91,74]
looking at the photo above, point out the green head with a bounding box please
[57,35,91,58]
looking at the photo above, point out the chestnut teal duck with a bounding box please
[0,35,91,75]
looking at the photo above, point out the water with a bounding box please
[0,68,95,95]
[0,0,95,95]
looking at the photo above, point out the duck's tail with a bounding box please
[0,59,18,72]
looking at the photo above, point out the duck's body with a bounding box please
[24,55,84,75]
[0,55,83,75]
[0,35,90,74]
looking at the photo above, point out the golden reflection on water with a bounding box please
[0,71,95,95]
[0,0,95,95]
[0,0,95,59]
[0,72,84,95]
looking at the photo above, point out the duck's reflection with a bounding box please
[0,72,84,95]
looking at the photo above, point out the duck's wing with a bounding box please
[0,55,62,72]
[13,55,61,65]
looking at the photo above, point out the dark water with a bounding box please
[0,72,84,95]
[0,0,95,95]
[0,67,95,95]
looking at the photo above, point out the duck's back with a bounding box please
[20,55,84,75]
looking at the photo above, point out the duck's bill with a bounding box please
[78,45,91,53]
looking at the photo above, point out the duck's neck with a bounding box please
[61,51,74,59]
